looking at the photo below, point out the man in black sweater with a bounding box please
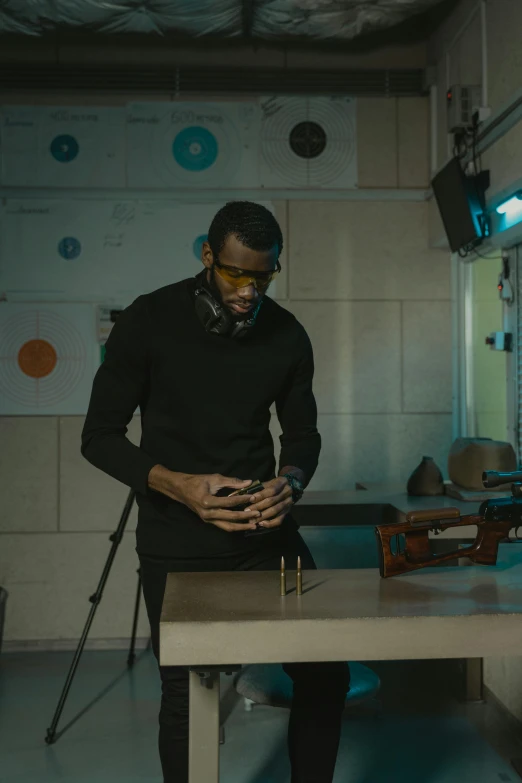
[82,201,349,783]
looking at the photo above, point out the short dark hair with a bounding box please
[208,201,283,260]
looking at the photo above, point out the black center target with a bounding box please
[289,121,327,159]
[260,97,355,187]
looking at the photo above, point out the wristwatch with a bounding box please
[283,473,305,504]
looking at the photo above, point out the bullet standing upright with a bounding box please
[280,556,286,596]
[296,555,303,596]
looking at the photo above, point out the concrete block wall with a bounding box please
[0,95,453,645]
[273,199,452,493]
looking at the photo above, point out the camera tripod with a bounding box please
[45,489,144,745]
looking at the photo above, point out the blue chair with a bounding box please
[234,661,381,714]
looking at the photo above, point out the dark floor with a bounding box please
[1,650,522,782]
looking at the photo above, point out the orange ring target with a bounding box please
[18,339,58,378]
[0,309,86,408]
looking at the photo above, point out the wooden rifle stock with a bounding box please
[375,507,515,578]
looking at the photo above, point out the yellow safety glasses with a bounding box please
[213,258,281,290]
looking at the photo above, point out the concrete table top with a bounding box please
[160,560,522,667]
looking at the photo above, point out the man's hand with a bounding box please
[248,476,293,531]
[148,466,261,533]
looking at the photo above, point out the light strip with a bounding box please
[496,192,522,216]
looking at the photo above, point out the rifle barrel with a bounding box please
[483,470,522,488]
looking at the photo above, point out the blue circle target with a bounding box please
[50,134,79,163]
[58,237,81,260]
[193,234,208,260]
[172,127,218,172]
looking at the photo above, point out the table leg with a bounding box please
[189,670,221,783]
[463,658,483,701]
[456,554,483,702]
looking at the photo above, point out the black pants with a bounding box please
[139,526,350,783]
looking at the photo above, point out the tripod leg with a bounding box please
[128,570,142,668]
[45,490,136,745]
[45,598,99,744]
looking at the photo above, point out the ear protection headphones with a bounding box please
[193,275,262,340]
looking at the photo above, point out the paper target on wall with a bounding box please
[0,199,206,301]
[0,304,95,415]
[0,106,125,187]
[0,198,283,302]
[0,199,139,301]
[259,97,357,188]
[126,102,260,189]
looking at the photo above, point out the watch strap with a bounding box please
[283,473,304,504]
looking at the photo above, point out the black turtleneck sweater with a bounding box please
[81,276,321,557]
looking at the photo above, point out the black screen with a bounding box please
[431,157,483,253]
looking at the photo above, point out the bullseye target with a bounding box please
[58,236,82,260]
[0,106,125,187]
[173,127,218,172]
[192,234,208,260]
[260,97,357,188]
[126,102,260,189]
[50,134,79,163]
[0,305,94,414]
[155,106,239,186]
